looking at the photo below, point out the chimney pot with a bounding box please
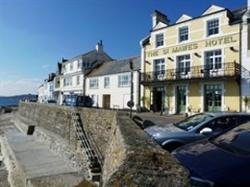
[96,40,103,53]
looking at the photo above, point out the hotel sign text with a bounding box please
[147,34,238,58]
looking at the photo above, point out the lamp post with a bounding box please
[128,60,134,118]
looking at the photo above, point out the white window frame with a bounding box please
[89,78,99,89]
[76,75,80,85]
[70,63,73,71]
[176,55,191,73]
[207,18,219,37]
[204,49,222,70]
[104,77,110,88]
[118,74,130,87]
[63,77,72,87]
[77,60,82,69]
[179,26,189,42]
[155,33,164,48]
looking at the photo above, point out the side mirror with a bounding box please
[200,127,213,135]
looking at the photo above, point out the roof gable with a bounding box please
[202,5,225,15]
[176,14,192,23]
[153,22,168,30]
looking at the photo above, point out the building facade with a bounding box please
[141,5,247,115]
[241,1,250,112]
[85,56,141,110]
[38,73,55,103]
[53,41,113,105]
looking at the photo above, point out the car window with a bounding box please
[175,113,213,131]
[198,116,237,133]
[211,122,250,155]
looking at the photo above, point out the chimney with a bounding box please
[96,40,103,53]
[152,10,169,28]
[243,1,250,25]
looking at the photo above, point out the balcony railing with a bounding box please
[140,62,240,83]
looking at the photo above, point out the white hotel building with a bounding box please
[85,56,141,110]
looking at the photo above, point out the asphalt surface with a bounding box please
[133,112,185,128]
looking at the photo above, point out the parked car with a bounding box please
[63,95,93,107]
[46,99,57,104]
[173,121,250,187]
[144,113,250,151]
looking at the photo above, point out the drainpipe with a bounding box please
[240,22,243,112]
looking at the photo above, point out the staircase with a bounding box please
[71,111,102,184]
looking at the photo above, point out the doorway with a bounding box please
[204,84,222,112]
[103,95,111,109]
[152,87,163,112]
[176,85,187,114]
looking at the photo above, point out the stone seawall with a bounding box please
[17,102,190,187]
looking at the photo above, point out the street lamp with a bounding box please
[127,60,134,118]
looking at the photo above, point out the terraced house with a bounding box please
[140,5,250,114]
[53,41,112,105]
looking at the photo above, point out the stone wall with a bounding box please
[17,102,190,187]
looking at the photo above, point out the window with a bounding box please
[76,76,80,85]
[118,74,130,87]
[175,113,213,131]
[86,62,90,68]
[104,77,110,88]
[89,78,98,89]
[49,84,53,91]
[77,60,82,69]
[155,33,164,47]
[154,59,165,74]
[205,50,222,70]
[179,26,189,42]
[70,63,73,71]
[62,64,66,73]
[63,77,72,87]
[207,19,219,36]
[177,55,190,73]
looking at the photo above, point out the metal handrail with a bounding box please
[141,62,240,82]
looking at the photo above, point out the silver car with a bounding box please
[144,113,250,152]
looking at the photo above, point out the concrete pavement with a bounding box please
[0,113,87,187]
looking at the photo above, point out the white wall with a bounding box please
[241,7,250,112]
[85,71,140,110]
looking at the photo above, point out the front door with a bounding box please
[176,85,187,114]
[204,84,222,112]
[103,95,111,109]
[152,87,163,112]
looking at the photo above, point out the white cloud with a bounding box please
[0,78,42,96]
[42,64,51,69]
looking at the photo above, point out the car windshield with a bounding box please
[210,122,250,155]
[175,113,213,131]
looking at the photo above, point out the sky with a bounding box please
[0,0,247,96]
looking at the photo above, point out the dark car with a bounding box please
[46,99,57,104]
[144,113,250,151]
[173,121,250,187]
[63,95,93,107]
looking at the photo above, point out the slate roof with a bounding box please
[86,56,141,77]
[230,6,247,24]
[64,49,113,68]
